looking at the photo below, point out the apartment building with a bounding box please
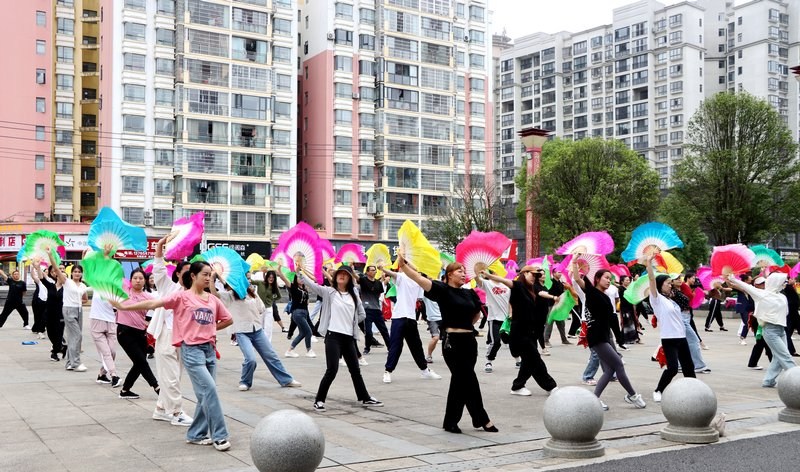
[495,0,800,206]
[298,0,494,244]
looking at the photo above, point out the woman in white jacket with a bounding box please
[728,272,797,387]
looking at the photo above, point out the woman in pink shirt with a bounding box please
[112,261,234,452]
[116,268,158,400]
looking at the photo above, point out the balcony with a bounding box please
[231,195,265,206]
[388,204,417,215]
[82,62,99,77]
[82,36,99,49]
[81,115,98,132]
[82,10,99,22]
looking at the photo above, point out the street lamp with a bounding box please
[518,127,552,260]
[198,181,209,251]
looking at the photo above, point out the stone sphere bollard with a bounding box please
[660,378,719,444]
[250,410,325,472]
[777,366,800,424]
[542,386,605,458]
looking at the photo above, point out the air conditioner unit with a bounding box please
[352,92,360,100]
[464,35,471,42]
[143,210,153,218]
[327,32,335,40]
[367,201,377,214]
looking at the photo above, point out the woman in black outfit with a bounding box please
[30,266,48,338]
[398,256,497,434]
[0,268,29,328]
[482,266,558,395]
[32,262,65,362]
[618,276,640,344]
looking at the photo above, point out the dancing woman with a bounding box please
[276,266,315,358]
[398,256,497,434]
[31,259,64,362]
[116,269,159,399]
[0,268,29,328]
[571,259,646,410]
[50,250,88,372]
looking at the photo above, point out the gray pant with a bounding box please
[682,312,707,371]
[544,320,568,344]
[63,306,83,368]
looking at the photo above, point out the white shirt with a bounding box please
[604,285,619,313]
[392,272,422,319]
[328,291,356,335]
[649,292,685,339]
[62,279,87,308]
[481,279,510,321]
[422,297,442,322]
[89,294,116,322]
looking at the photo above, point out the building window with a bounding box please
[56,46,74,63]
[35,184,45,200]
[36,69,46,84]
[56,74,73,90]
[124,22,146,41]
[334,29,353,46]
[122,208,144,225]
[56,102,73,118]
[123,53,145,71]
[35,155,45,170]
[55,186,73,202]
[123,146,145,163]
[124,0,146,10]
[123,84,146,102]
[123,115,145,133]
[122,176,145,194]
[272,46,291,63]
[36,40,46,55]
[55,130,72,145]
[156,28,175,46]
[334,55,352,72]
[155,119,174,136]
[156,58,174,75]
[35,126,45,141]
[273,18,291,36]
[35,97,46,113]
[36,11,46,27]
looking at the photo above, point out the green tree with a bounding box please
[658,193,709,270]
[672,92,800,245]
[516,138,661,255]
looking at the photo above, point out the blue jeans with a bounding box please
[682,313,707,371]
[582,348,599,381]
[181,343,228,442]
[291,309,313,350]
[236,330,294,388]
[761,323,797,387]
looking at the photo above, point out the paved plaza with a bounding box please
[1,306,799,472]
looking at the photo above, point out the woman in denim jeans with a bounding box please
[277,267,315,358]
[210,280,301,391]
[113,262,234,452]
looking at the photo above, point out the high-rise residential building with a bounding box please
[298,0,494,244]
[494,0,800,207]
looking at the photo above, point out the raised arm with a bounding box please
[396,255,432,292]
[571,257,585,289]
[380,264,398,279]
[297,270,330,298]
[0,269,7,282]
[480,271,513,289]
[110,298,165,312]
[31,260,43,283]
[49,250,67,286]
[646,254,658,296]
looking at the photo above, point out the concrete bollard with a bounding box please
[777,366,800,424]
[250,410,325,472]
[542,386,605,458]
[660,378,719,444]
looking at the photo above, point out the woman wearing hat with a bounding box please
[296,263,383,411]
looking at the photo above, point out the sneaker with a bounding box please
[213,439,231,451]
[740,338,747,346]
[230,340,238,346]
[383,371,392,383]
[111,376,122,388]
[152,409,173,422]
[567,334,577,339]
[420,369,442,380]
[541,348,551,356]
[581,379,598,386]
[38,332,46,339]
[283,380,302,388]
[515,360,521,369]
[696,367,712,374]
[171,412,193,427]
[186,437,213,446]
[510,387,532,396]
[238,384,250,391]
[65,365,74,371]
[625,393,647,409]
[310,336,319,343]
[545,341,552,348]
[313,401,326,411]
[339,359,346,366]
[701,342,710,351]
[653,391,662,402]
[363,349,371,355]
[23,325,31,330]
[719,327,728,331]
[359,357,368,366]
[285,349,299,358]
[305,349,317,358]
[748,365,764,370]
[762,381,777,388]
[362,397,384,407]
[425,356,433,364]
[281,327,289,333]
[600,400,609,411]
[96,374,111,384]
[119,390,140,400]
[74,364,87,372]
[484,362,493,373]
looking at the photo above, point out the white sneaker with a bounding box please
[152,409,173,422]
[624,393,647,409]
[420,369,442,380]
[74,364,87,372]
[740,338,747,346]
[541,348,551,356]
[238,384,250,391]
[359,357,368,366]
[305,349,317,358]
[311,336,319,343]
[38,332,46,339]
[510,387,532,396]
[171,412,193,426]
[383,371,392,383]
[285,349,299,358]
[653,391,662,403]
[484,362,493,373]
[749,365,763,370]
[283,379,302,388]
[600,400,609,411]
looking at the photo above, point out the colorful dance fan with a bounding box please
[553,255,572,275]
[505,260,519,280]
[201,247,251,299]
[319,238,336,263]
[278,222,324,282]
[621,222,684,263]
[710,244,755,276]
[696,266,725,290]
[526,255,555,268]
[563,253,610,282]
[439,251,455,269]
[790,262,800,279]
[165,212,204,261]
[270,246,290,267]
[246,253,266,271]
[88,207,147,256]
[654,251,684,274]
[24,230,65,265]
[487,259,507,278]
[609,264,632,280]
[623,274,652,305]
[455,231,512,282]
[749,245,784,268]
[81,252,128,303]
[397,220,441,279]
[690,287,705,310]
[16,243,26,267]
[547,290,576,323]
[143,260,176,279]
[335,243,367,265]
[555,231,615,256]
[542,256,553,290]
[366,243,392,277]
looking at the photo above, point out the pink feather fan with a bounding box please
[319,238,335,262]
[335,243,367,264]
[696,266,725,290]
[557,253,610,281]
[790,262,800,279]
[710,244,755,276]
[505,260,519,280]
[165,212,204,261]
[277,222,324,282]
[556,231,615,256]
[690,287,705,309]
[609,264,632,279]
[455,231,512,282]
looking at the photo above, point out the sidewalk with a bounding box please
[1,307,798,472]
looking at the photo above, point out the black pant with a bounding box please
[656,338,695,393]
[442,332,490,429]
[45,303,64,356]
[568,310,582,336]
[486,320,503,361]
[363,308,390,353]
[385,318,428,372]
[511,336,557,392]
[748,337,772,367]
[315,332,370,402]
[31,298,47,333]
[117,324,159,391]
[0,300,29,327]
[705,299,724,329]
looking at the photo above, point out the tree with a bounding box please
[671,92,800,245]
[515,138,661,256]
[426,177,508,254]
[657,193,709,270]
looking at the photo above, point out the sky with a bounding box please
[491,0,689,40]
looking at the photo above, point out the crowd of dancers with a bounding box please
[2,241,800,450]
